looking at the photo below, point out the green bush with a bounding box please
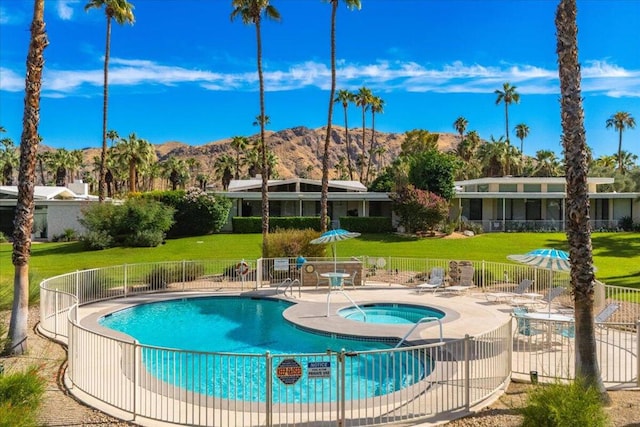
[79,198,174,249]
[519,379,608,427]
[618,216,634,231]
[141,189,232,237]
[339,217,393,233]
[0,366,45,427]
[264,228,324,258]
[0,232,7,243]
[233,217,324,233]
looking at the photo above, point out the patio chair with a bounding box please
[416,267,445,294]
[342,270,358,289]
[314,271,331,290]
[485,279,535,303]
[513,307,545,337]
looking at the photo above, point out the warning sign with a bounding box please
[307,361,331,379]
[276,358,302,385]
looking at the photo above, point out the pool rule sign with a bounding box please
[276,358,302,385]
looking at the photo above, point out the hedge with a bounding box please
[233,217,324,233]
[339,216,393,233]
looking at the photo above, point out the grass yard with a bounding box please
[1,232,638,309]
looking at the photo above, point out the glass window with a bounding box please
[547,183,565,192]
[478,184,489,192]
[499,184,517,192]
[523,184,541,193]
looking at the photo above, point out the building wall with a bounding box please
[46,201,90,240]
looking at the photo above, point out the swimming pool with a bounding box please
[99,296,430,402]
[339,303,445,324]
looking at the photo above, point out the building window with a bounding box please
[526,199,542,220]
[462,199,482,220]
[499,184,517,192]
[523,184,541,193]
[547,183,565,192]
[478,184,489,192]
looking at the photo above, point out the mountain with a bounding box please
[67,126,460,188]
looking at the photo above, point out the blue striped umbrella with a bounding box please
[507,248,572,272]
[310,229,361,271]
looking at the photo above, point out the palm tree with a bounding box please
[231,0,280,256]
[335,89,355,180]
[84,0,134,202]
[230,136,248,179]
[477,136,508,177]
[161,156,189,190]
[36,150,50,185]
[606,111,636,174]
[214,153,236,190]
[245,143,261,178]
[532,149,563,177]
[494,82,520,146]
[0,137,18,185]
[555,0,606,398]
[106,129,119,148]
[365,95,384,185]
[453,116,468,144]
[112,132,155,192]
[320,0,361,232]
[514,123,530,153]
[6,0,47,356]
[47,149,75,186]
[354,86,372,181]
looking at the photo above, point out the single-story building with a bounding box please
[0,181,97,240]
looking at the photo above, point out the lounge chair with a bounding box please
[485,279,535,303]
[415,267,445,294]
[595,303,620,324]
[514,286,565,311]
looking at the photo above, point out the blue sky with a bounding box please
[1,0,638,160]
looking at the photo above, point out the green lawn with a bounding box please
[1,232,638,309]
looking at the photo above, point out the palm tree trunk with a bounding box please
[5,0,47,356]
[344,104,353,180]
[365,111,376,185]
[256,19,269,256]
[556,0,608,401]
[320,1,338,233]
[617,129,623,173]
[98,16,111,202]
[360,106,366,181]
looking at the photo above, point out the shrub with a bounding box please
[233,217,324,233]
[618,216,633,231]
[339,217,393,233]
[0,366,45,427]
[264,228,324,258]
[0,232,7,243]
[141,188,232,237]
[53,228,78,242]
[519,378,608,427]
[144,262,205,289]
[79,199,174,249]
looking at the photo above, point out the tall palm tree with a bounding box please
[354,86,372,181]
[112,132,155,192]
[606,111,636,174]
[47,148,75,186]
[365,95,384,185]
[161,156,189,190]
[514,123,530,153]
[320,0,361,232]
[532,149,563,177]
[335,89,355,180]
[230,136,248,179]
[84,0,134,203]
[0,137,18,185]
[231,0,280,256]
[556,0,606,398]
[6,0,48,356]
[453,116,468,144]
[494,82,520,146]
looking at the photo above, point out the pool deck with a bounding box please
[79,283,513,345]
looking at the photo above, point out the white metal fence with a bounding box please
[39,257,639,426]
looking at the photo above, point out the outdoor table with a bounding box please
[321,272,350,290]
[522,312,574,345]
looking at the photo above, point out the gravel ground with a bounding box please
[2,307,639,426]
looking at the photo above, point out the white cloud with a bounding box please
[3,56,636,101]
[0,7,9,24]
[0,67,24,92]
[56,0,80,21]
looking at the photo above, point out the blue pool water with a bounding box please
[339,303,445,324]
[99,297,430,402]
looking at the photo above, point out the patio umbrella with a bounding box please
[310,229,361,272]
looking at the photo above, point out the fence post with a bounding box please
[637,321,640,387]
[339,349,346,426]
[124,264,128,297]
[265,351,272,427]
[464,334,470,412]
[257,258,262,290]
[182,260,186,292]
[133,342,139,422]
[54,291,59,338]
[75,270,79,301]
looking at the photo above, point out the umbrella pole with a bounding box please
[333,243,337,272]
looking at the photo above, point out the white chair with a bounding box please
[314,271,330,289]
[342,270,358,289]
[485,279,535,303]
[416,267,445,294]
[514,286,565,311]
